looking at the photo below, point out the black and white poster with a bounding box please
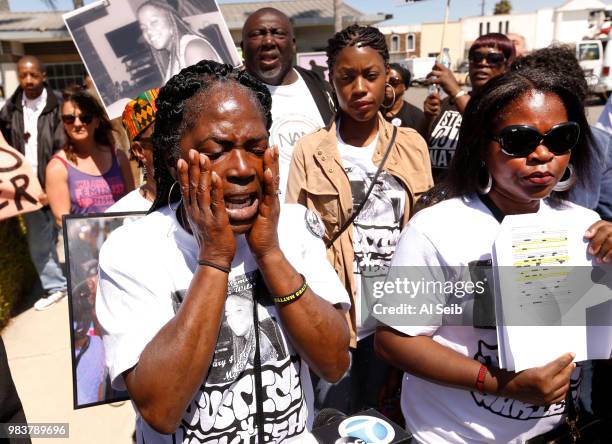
[64,212,146,409]
[169,270,308,442]
[63,0,240,119]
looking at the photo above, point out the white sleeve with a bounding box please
[279,205,350,312]
[378,223,447,337]
[95,230,175,391]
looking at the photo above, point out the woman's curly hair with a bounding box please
[150,60,272,212]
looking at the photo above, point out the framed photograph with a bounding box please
[296,51,329,82]
[64,212,146,409]
[63,0,240,119]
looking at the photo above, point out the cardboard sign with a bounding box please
[0,144,42,220]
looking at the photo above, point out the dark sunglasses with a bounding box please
[388,77,404,87]
[491,122,580,157]
[61,113,94,125]
[469,52,506,66]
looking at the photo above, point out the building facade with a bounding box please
[0,0,388,97]
[379,25,421,62]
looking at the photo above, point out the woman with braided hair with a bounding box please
[286,24,433,414]
[95,59,350,443]
[137,0,221,83]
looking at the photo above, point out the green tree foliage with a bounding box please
[494,0,512,15]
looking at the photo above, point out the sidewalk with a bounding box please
[2,297,135,444]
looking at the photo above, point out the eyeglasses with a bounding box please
[388,77,404,87]
[469,52,506,66]
[61,113,93,125]
[491,122,580,157]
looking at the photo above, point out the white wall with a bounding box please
[554,10,592,43]
[461,12,542,54]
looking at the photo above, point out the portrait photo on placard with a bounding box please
[63,0,240,119]
[296,52,329,82]
[64,212,145,409]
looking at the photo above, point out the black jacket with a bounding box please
[0,84,64,188]
[294,66,335,126]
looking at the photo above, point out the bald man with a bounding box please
[241,8,335,194]
[0,55,67,310]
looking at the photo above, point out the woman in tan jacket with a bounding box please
[286,24,433,414]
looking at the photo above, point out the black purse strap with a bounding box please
[326,125,398,249]
[252,297,265,443]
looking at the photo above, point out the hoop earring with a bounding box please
[552,164,575,192]
[478,162,492,195]
[168,181,181,213]
[381,83,396,109]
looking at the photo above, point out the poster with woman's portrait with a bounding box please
[64,212,145,409]
[63,0,240,119]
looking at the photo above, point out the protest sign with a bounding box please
[297,52,329,81]
[0,144,42,220]
[64,0,240,119]
[64,212,145,408]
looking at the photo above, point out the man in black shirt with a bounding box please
[383,63,426,137]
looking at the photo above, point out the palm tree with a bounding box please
[494,0,512,15]
[41,0,84,9]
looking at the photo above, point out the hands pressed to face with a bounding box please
[176,145,281,266]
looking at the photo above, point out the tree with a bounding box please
[494,0,512,14]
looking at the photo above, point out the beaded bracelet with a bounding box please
[272,274,308,305]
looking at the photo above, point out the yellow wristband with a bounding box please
[272,274,308,305]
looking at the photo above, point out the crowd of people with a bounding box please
[1,5,612,444]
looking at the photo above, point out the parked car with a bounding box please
[454,60,471,86]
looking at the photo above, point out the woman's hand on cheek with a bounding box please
[246,146,281,260]
[584,220,612,263]
[177,150,236,267]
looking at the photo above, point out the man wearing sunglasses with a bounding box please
[424,33,515,181]
[0,55,67,310]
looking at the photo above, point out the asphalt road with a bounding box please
[404,86,605,126]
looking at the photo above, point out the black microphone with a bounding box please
[312,408,412,444]
[313,408,348,429]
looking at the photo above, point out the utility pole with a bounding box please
[334,0,343,33]
[480,0,485,16]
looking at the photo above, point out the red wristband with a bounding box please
[475,364,487,393]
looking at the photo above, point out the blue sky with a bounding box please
[8,0,612,25]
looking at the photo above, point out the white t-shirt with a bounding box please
[22,87,47,173]
[385,195,597,444]
[266,70,325,195]
[337,129,405,340]
[596,95,612,135]
[105,188,151,213]
[76,334,106,405]
[96,203,349,443]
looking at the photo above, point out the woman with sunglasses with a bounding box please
[382,63,426,137]
[374,67,612,443]
[46,87,134,226]
[425,33,514,180]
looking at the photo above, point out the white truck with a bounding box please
[577,39,612,100]
[402,57,436,85]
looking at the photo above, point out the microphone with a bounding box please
[313,408,348,429]
[312,408,412,444]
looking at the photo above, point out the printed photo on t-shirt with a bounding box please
[170,270,307,443]
[346,167,404,274]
